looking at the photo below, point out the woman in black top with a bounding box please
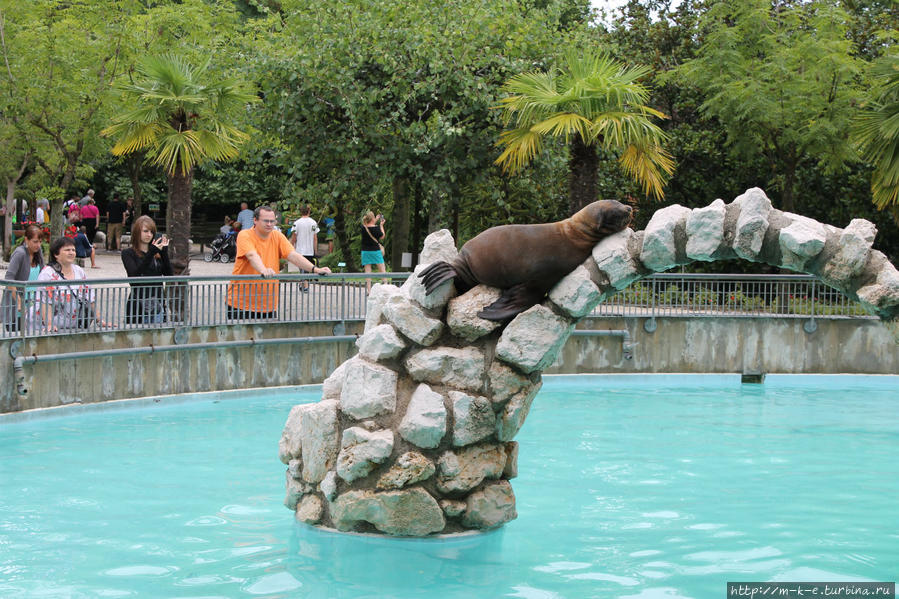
[121,215,172,324]
[360,210,386,293]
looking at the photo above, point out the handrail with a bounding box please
[0,271,876,341]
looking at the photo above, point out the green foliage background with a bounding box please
[1,0,896,267]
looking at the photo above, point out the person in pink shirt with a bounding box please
[80,197,101,243]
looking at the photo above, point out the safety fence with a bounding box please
[0,272,874,339]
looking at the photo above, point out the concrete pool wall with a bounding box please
[2,316,895,413]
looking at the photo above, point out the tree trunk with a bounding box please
[50,152,80,241]
[427,188,449,233]
[167,169,193,275]
[568,133,599,215]
[781,161,796,214]
[5,180,16,261]
[5,153,29,259]
[126,154,144,219]
[411,182,424,267]
[391,177,411,271]
[333,196,356,271]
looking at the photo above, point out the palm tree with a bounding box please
[853,54,899,213]
[102,55,256,273]
[495,51,675,214]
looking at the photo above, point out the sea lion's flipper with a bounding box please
[477,284,545,321]
[418,261,457,295]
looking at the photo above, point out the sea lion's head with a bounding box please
[572,199,633,241]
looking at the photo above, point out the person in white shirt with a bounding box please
[288,204,320,291]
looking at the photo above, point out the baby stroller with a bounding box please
[204,231,237,263]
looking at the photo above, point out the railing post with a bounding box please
[804,279,818,333]
[645,275,658,333]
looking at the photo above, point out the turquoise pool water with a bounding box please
[1,375,897,598]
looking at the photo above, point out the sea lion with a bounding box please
[419,199,633,320]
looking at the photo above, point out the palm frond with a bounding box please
[151,130,203,176]
[618,143,676,200]
[102,122,166,155]
[528,113,592,143]
[494,128,543,173]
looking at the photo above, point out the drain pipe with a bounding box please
[571,329,634,360]
[14,334,359,366]
[13,356,28,396]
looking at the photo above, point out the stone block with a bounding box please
[339,359,398,420]
[299,399,340,483]
[398,383,447,449]
[495,380,542,441]
[419,229,459,265]
[495,304,574,374]
[331,487,445,536]
[319,471,338,501]
[487,361,535,409]
[377,452,436,490]
[779,213,827,271]
[447,285,503,341]
[435,443,506,494]
[440,499,466,518]
[284,472,311,510]
[821,219,878,288]
[402,263,455,310]
[731,188,772,261]
[383,294,444,346]
[639,204,691,272]
[686,199,726,261]
[462,480,517,529]
[404,346,486,390]
[450,390,495,447]
[592,228,640,290]
[355,324,407,362]
[322,357,353,401]
[856,258,899,313]
[548,265,603,318]
[278,403,305,464]
[336,427,395,483]
[364,284,402,333]
[287,458,303,480]
[295,495,323,525]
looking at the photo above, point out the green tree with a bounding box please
[101,55,256,273]
[853,54,899,211]
[494,50,675,214]
[251,0,577,268]
[669,0,865,213]
[0,0,133,239]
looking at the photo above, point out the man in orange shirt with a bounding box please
[227,205,331,320]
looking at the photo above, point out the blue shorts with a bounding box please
[361,250,384,266]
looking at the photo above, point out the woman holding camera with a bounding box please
[121,215,172,324]
[360,210,386,294]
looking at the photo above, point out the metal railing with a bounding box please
[0,273,407,339]
[593,273,873,320]
[0,272,874,340]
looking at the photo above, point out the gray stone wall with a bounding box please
[2,315,894,414]
[0,321,362,413]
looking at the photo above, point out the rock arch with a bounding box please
[278,188,899,536]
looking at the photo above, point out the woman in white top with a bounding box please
[38,237,107,331]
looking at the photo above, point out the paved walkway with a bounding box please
[89,247,236,278]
